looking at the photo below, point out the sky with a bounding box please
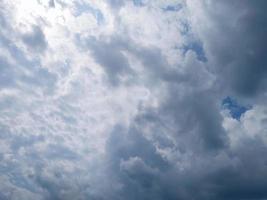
[0,0,267,199]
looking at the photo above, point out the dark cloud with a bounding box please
[200,139,267,200]
[103,118,267,200]
[86,37,135,86]
[105,125,169,200]
[96,1,267,199]
[161,89,228,151]
[195,0,267,98]
[102,73,229,199]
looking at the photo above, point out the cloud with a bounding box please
[22,26,47,53]
[49,0,55,8]
[0,0,267,200]
[106,0,125,10]
[86,37,135,86]
[188,0,267,98]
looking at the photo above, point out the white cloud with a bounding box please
[1,0,267,199]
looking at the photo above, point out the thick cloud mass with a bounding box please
[188,0,267,98]
[0,0,267,200]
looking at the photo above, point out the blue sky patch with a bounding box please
[222,97,251,120]
[182,41,207,62]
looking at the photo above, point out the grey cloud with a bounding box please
[193,0,267,98]
[104,83,228,199]
[0,57,16,88]
[0,15,57,95]
[106,125,169,171]
[131,47,178,83]
[105,125,169,200]
[10,135,45,152]
[36,0,55,8]
[44,144,79,160]
[86,37,135,86]
[19,66,57,95]
[79,24,234,199]
[0,12,7,28]
[1,0,267,200]
[106,0,125,10]
[49,0,55,8]
[103,113,267,200]
[0,49,57,95]
[197,139,267,200]
[22,26,47,53]
[161,89,228,151]
[84,36,186,87]
[95,1,267,198]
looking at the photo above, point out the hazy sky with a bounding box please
[0,0,267,199]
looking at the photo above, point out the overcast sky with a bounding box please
[0,0,267,199]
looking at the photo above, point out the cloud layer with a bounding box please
[0,0,267,199]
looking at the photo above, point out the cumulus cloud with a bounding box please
[188,0,267,98]
[0,0,267,200]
